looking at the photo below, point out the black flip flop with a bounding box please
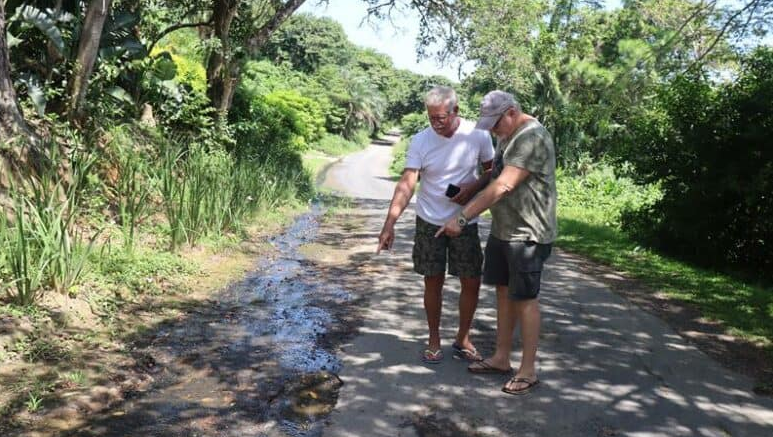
[502,377,540,395]
[452,343,483,361]
[467,360,513,374]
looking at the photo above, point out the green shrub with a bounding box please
[265,89,326,144]
[399,112,427,137]
[155,84,231,150]
[389,138,410,177]
[616,47,773,278]
[557,159,662,229]
[151,41,207,94]
[231,94,307,162]
[238,60,301,98]
[170,53,207,93]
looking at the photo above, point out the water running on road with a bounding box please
[66,205,352,437]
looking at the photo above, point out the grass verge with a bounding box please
[556,208,773,349]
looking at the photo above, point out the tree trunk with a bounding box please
[206,0,239,118]
[0,1,32,145]
[1,1,41,197]
[206,0,306,118]
[67,0,112,122]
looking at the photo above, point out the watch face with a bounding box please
[457,217,467,227]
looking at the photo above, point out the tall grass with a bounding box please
[159,143,188,251]
[116,148,153,253]
[0,147,99,305]
[157,142,311,249]
[251,156,312,209]
[1,196,50,305]
[0,130,315,306]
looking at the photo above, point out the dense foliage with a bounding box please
[619,48,773,277]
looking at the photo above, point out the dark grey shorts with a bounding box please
[413,216,483,278]
[483,236,552,300]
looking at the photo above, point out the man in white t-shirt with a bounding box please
[377,86,494,364]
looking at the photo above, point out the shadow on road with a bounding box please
[318,195,773,437]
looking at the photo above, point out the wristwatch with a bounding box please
[456,212,469,227]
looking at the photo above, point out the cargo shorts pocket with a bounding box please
[507,242,551,300]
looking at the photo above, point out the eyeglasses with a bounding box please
[428,111,455,123]
[491,110,509,130]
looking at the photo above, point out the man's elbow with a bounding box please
[495,180,514,197]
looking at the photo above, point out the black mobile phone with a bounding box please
[445,184,461,198]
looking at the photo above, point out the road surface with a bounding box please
[318,133,773,437]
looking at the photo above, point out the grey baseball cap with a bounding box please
[475,90,516,130]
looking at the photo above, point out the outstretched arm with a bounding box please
[377,168,419,253]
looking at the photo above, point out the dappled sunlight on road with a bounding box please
[313,182,773,437]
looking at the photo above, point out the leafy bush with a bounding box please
[140,55,232,150]
[399,112,428,137]
[237,60,345,135]
[389,138,410,177]
[557,159,662,229]
[617,47,773,278]
[239,60,302,97]
[265,90,326,144]
[231,95,308,162]
[169,53,207,93]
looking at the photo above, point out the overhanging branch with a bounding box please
[147,19,213,55]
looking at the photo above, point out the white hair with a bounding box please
[425,86,458,112]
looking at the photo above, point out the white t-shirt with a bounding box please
[405,119,494,226]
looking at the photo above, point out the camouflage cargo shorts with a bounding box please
[412,216,483,278]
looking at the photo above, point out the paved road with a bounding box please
[319,134,773,437]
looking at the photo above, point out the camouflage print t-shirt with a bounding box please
[490,120,557,243]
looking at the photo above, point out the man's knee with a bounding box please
[514,297,540,313]
[423,274,444,290]
[459,277,481,293]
